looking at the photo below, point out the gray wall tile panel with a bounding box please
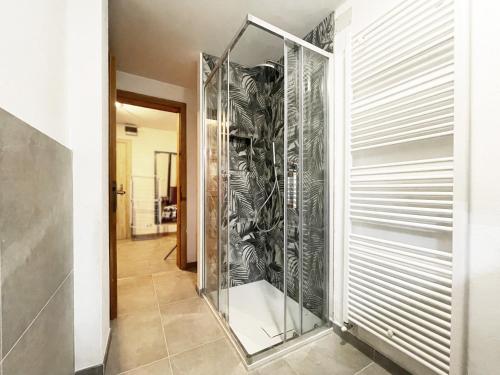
[0,108,73,356]
[0,108,74,373]
[2,273,74,375]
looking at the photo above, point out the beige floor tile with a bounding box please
[118,238,180,278]
[117,358,173,375]
[160,298,223,355]
[284,333,372,375]
[170,338,246,375]
[118,257,152,278]
[118,276,157,316]
[149,259,178,275]
[150,245,176,260]
[355,362,391,375]
[118,242,154,259]
[250,359,297,375]
[153,271,198,304]
[145,239,178,274]
[105,311,168,374]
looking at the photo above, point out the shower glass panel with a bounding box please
[202,15,332,364]
[284,41,330,337]
[301,47,329,333]
[284,41,301,337]
[227,24,286,355]
[204,68,220,309]
[219,58,229,319]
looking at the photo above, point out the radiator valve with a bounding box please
[341,322,354,332]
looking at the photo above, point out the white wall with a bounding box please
[67,0,110,371]
[117,125,177,176]
[117,125,178,235]
[117,71,198,262]
[0,0,110,372]
[467,1,500,373]
[0,0,69,147]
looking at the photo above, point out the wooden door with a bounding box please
[177,104,187,269]
[116,140,131,240]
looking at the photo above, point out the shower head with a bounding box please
[254,62,278,70]
[251,60,282,82]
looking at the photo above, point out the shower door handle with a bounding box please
[287,163,298,209]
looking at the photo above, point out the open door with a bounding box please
[109,55,118,320]
[176,102,188,270]
[108,82,188,320]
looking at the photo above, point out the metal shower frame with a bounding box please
[200,14,334,369]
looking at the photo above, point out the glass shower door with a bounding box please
[204,68,220,309]
[219,57,230,319]
[284,41,330,337]
[284,40,302,338]
[301,46,329,333]
[204,59,230,320]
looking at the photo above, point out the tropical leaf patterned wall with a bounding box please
[226,62,285,289]
[303,12,335,53]
[202,12,334,318]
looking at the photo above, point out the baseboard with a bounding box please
[132,232,175,241]
[186,261,197,269]
[76,329,112,375]
[103,328,112,373]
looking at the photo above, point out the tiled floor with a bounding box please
[105,237,393,375]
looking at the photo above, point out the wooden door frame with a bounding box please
[116,138,132,240]
[109,56,117,320]
[108,85,188,320]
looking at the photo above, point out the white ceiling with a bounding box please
[116,103,179,132]
[109,0,342,88]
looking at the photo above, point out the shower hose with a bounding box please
[255,142,282,233]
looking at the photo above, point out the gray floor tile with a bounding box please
[170,338,246,375]
[118,358,172,375]
[118,275,157,316]
[160,297,223,355]
[106,311,168,374]
[372,351,413,375]
[153,271,198,305]
[356,362,391,375]
[250,359,298,375]
[109,238,381,375]
[284,333,372,375]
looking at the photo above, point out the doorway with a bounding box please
[109,66,188,319]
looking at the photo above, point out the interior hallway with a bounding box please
[104,238,395,375]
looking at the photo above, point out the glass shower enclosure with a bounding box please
[202,15,332,364]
